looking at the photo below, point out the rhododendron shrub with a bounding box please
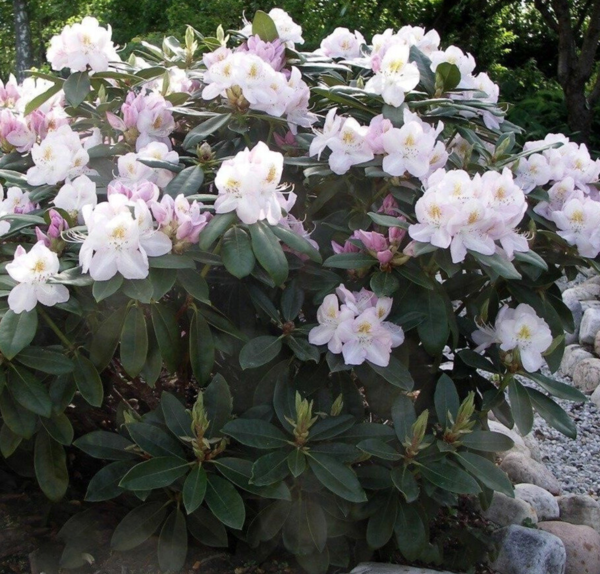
[0,9,592,573]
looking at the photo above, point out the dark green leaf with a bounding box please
[198,212,237,251]
[249,222,289,286]
[281,279,304,321]
[357,439,403,460]
[461,430,514,452]
[111,502,168,551]
[161,392,194,439]
[7,365,52,417]
[122,278,154,303]
[368,356,414,391]
[248,500,291,545]
[151,304,182,373]
[85,461,136,502]
[434,374,459,428]
[89,308,125,371]
[64,72,91,107]
[165,165,204,197]
[287,336,320,363]
[370,271,400,297]
[0,388,36,438]
[187,507,228,547]
[527,387,577,438]
[24,82,62,116]
[420,461,481,494]
[392,395,416,443]
[204,373,232,438]
[0,423,21,458]
[323,252,376,269]
[189,310,214,385]
[435,62,461,92]
[221,418,288,449]
[183,113,232,150]
[271,225,322,263]
[183,465,207,515]
[120,306,148,378]
[239,336,282,370]
[308,452,367,502]
[509,380,534,436]
[177,268,210,303]
[252,10,279,42]
[524,371,587,402]
[309,414,355,441]
[222,226,255,278]
[158,509,188,572]
[205,474,245,530]
[16,347,74,375]
[470,251,522,280]
[35,431,68,501]
[283,498,327,555]
[127,422,185,458]
[120,456,190,490]
[251,450,290,486]
[395,501,426,561]
[288,449,307,477]
[0,309,37,360]
[391,466,420,503]
[456,452,514,497]
[73,430,136,460]
[367,492,398,549]
[40,413,74,446]
[73,354,104,407]
[458,349,498,373]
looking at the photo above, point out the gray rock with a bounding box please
[491,525,566,574]
[592,385,600,409]
[581,300,600,312]
[572,357,600,392]
[563,290,583,345]
[522,433,543,462]
[594,330,600,357]
[482,492,538,526]
[565,284,600,302]
[488,420,531,460]
[537,521,600,574]
[579,308,600,345]
[500,452,562,495]
[515,484,560,520]
[560,345,594,378]
[350,565,455,574]
[558,495,600,532]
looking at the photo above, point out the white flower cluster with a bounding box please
[0,185,36,236]
[309,108,446,176]
[47,16,120,72]
[241,8,304,47]
[472,303,553,372]
[201,46,314,132]
[214,141,291,225]
[308,285,404,367]
[409,168,529,263]
[511,134,600,258]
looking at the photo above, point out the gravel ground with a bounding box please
[529,367,600,499]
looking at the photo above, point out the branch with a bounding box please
[579,0,600,79]
[575,0,594,34]
[534,0,560,33]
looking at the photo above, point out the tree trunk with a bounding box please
[12,0,33,82]
[564,80,593,142]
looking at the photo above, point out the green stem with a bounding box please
[38,307,74,351]
[200,237,223,278]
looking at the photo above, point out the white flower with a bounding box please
[473,304,553,373]
[513,153,552,193]
[326,117,374,175]
[320,28,365,59]
[6,242,69,313]
[214,142,287,225]
[382,121,437,178]
[551,195,600,258]
[365,44,420,107]
[309,108,343,159]
[430,46,476,87]
[79,195,171,281]
[26,125,90,186]
[308,294,355,353]
[53,175,97,223]
[47,17,120,72]
[241,9,304,47]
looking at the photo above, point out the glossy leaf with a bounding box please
[183,465,207,515]
[0,309,37,360]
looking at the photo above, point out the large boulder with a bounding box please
[500,452,562,495]
[557,495,600,532]
[564,284,600,302]
[562,289,583,345]
[579,308,600,345]
[537,521,600,574]
[490,524,566,574]
[515,484,560,521]
[592,385,600,409]
[560,345,594,378]
[482,492,537,526]
[572,357,600,392]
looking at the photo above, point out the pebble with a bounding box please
[490,525,566,574]
[537,521,600,574]
[500,452,562,495]
[515,484,560,521]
